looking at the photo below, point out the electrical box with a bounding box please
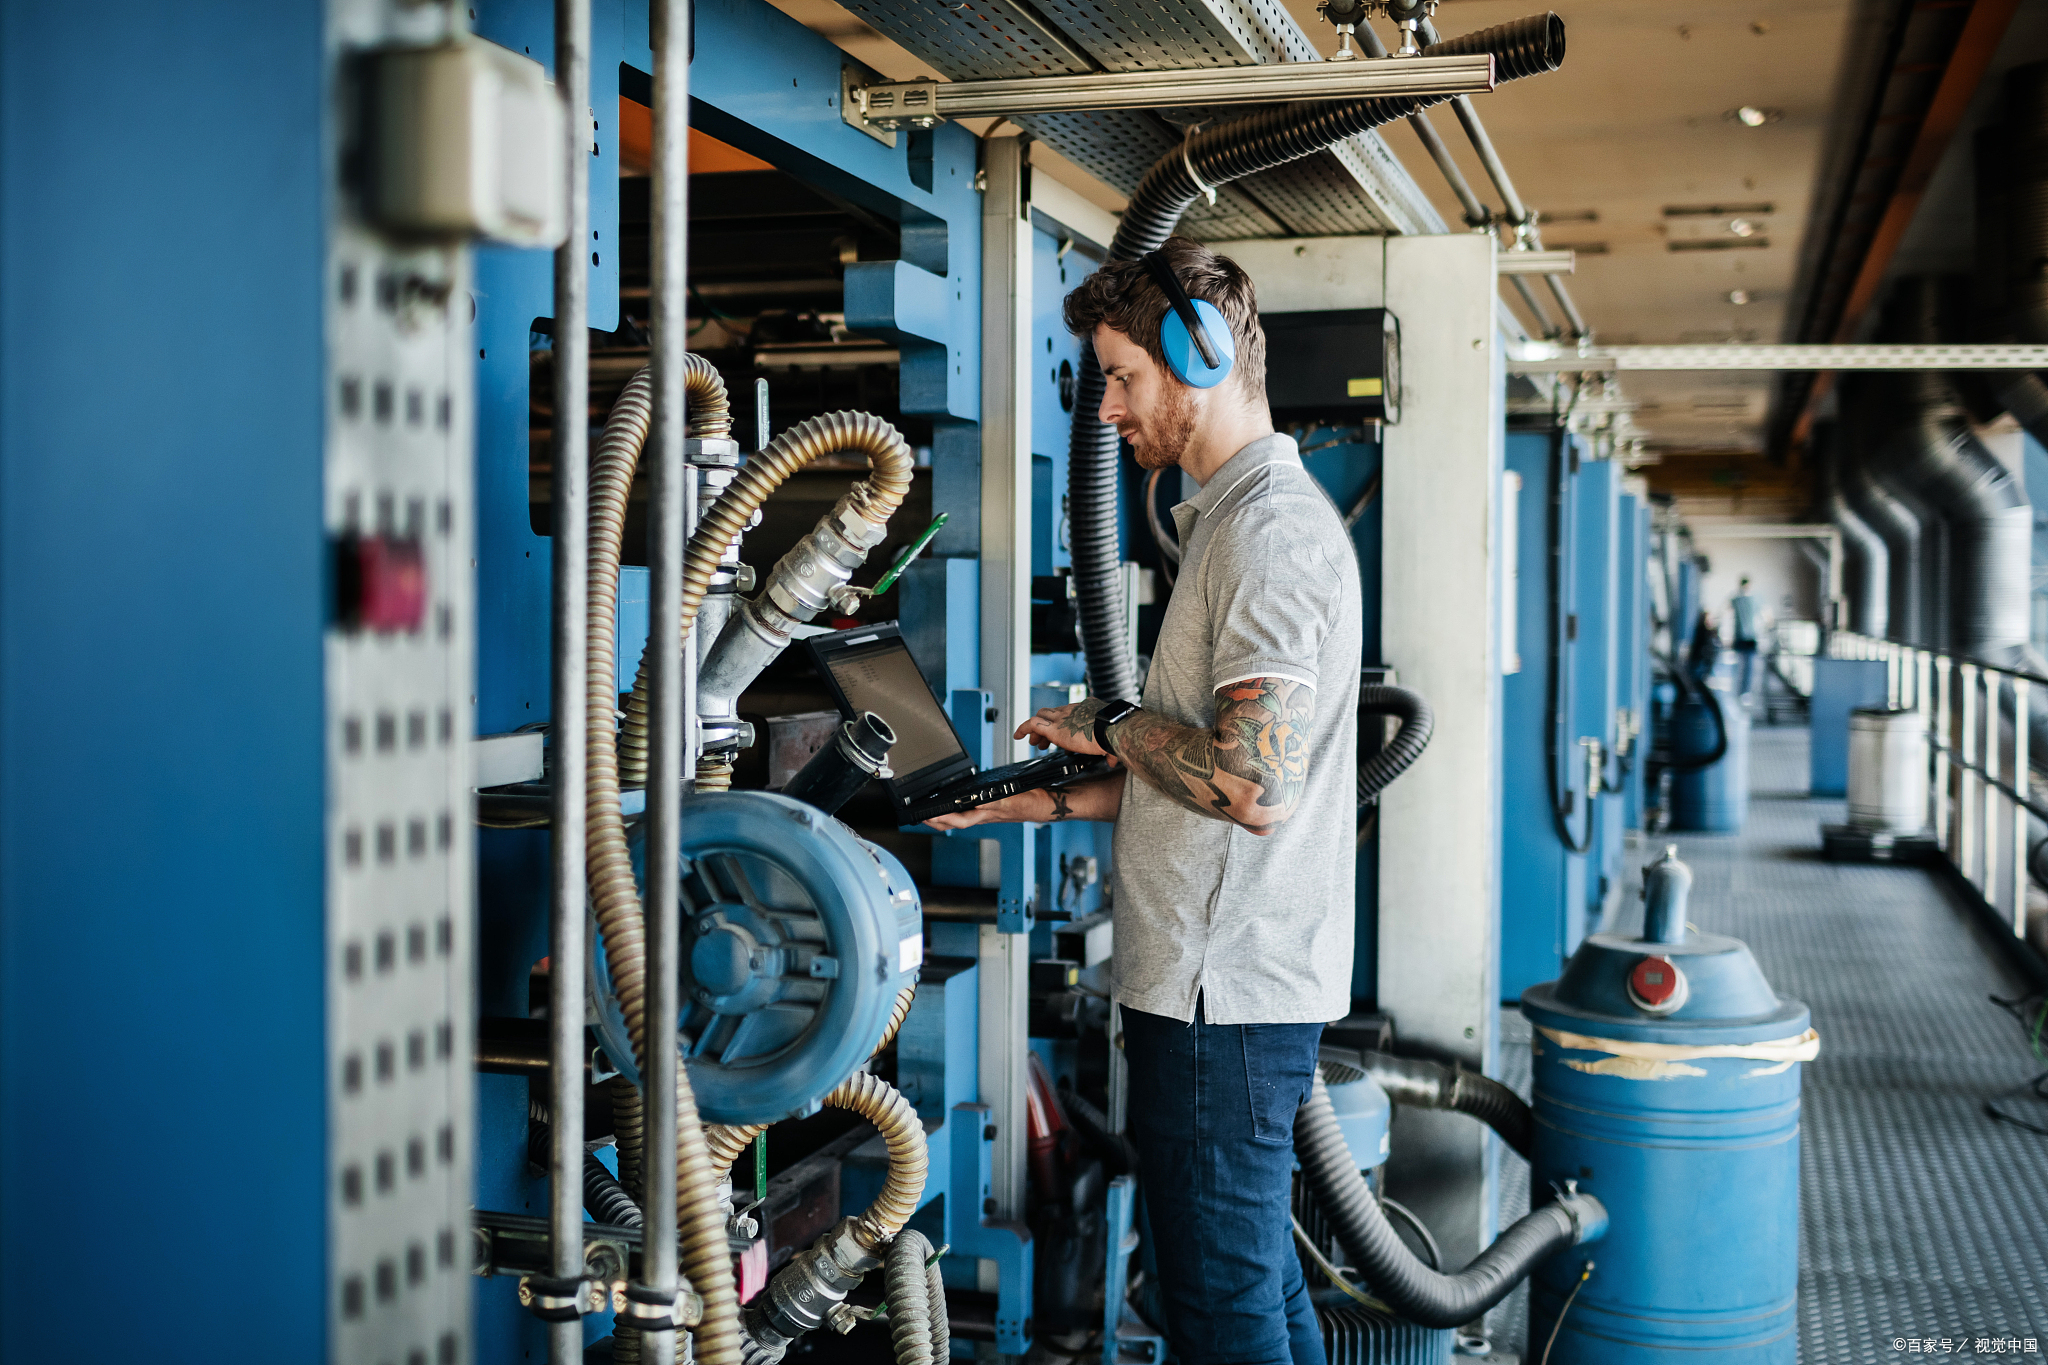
[365,37,568,246]
[1261,308,1401,425]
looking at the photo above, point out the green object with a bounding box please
[754,1131,767,1205]
[870,513,949,596]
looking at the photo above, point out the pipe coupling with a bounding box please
[743,1218,883,1356]
[699,494,892,711]
[1553,1187,1609,1245]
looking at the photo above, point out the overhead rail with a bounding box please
[1496,249,1574,276]
[1508,343,2048,373]
[843,53,1495,131]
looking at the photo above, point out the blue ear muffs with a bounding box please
[1143,251,1236,389]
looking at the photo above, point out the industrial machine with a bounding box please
[7,0,1837,1363]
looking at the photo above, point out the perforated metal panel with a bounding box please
[839,0,1434,237]
[325,3,477,1362]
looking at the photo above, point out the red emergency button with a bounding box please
[1627,954,1689,1015]
[336,534,427,633]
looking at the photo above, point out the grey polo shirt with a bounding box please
[1110,433,1363,1026]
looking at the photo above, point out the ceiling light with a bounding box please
[1730,105,1780,127]
[1728,218,1757,237]
[1728,289,1751,305]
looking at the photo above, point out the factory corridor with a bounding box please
[1494,726,2048,1363]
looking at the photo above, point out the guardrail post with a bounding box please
[2014,675,2030,938]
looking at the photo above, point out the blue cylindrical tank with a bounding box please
[1521,847,1814,1364]
[1672,680,1747,832]
[1326,1074,1392,1169]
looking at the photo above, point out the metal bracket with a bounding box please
[844,53,1495,131]
[841,65,899,147]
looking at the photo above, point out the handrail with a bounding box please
[1830,632,2037,942]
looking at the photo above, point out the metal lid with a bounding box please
[1521,847,1810,1044]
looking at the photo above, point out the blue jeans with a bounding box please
[1123,1003,1327,1365]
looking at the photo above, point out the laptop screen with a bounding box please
[815,633,970,786]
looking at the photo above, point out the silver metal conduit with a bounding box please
[549,0,592,1359]
[646,0,691,1358]
[1354,22,1491,228]
[1417,16,1589,338]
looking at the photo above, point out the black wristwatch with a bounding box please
[1092,699,1141,757]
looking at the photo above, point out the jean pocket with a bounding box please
[1240,1023,1320,1144]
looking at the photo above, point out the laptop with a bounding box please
[804,622,1110,824]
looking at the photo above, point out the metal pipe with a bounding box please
[1544,273,1591,338]
[1352,22,1490,229]
[548,0,591,1358]
[1510,274,1560,338]
[1419,17,1592,337]
[645,1,689,1359]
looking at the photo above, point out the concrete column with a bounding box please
[1378,232,1506,1275]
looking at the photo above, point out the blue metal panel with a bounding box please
[1501,432,1585,998]
[1574,459,1621,922]
[0,2,329,1358]
[1617,496,1650,832]
[1808,658,1889,796]
[1297,430,1383,1001]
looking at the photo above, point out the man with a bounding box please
[1730,575,1760,700]
[927,236,1363,1365]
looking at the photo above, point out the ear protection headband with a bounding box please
[1141,250,1236,389]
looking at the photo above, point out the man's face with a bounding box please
[1095,323,1196,471]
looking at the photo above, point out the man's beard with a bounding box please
[1129,381,1196,470]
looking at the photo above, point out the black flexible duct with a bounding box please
[1650,650,1727,774]
[1065,14,1568,702]
[1328,1053,1532,1159]
[1293,1078,1603,1329]
[1840,436,1923,647]
[1821,434,1889,639]
[1357,685,1434,806]
[584,1152,644,1229]
[1871,280,2031,664]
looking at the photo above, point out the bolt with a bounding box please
[1464,1026,1476,1038]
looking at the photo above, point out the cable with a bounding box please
[1538,1261,1594,1365]
[1343,473,1381,530]
[1544,433,1592,854]
[1143,467,1179,590]
[1289,1213,1396,1314]
[1379,1197,1441,1271]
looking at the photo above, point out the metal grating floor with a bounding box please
[1490,727,2048,1363]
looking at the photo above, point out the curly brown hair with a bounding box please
[1061,236,1267,405]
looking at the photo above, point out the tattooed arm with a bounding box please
[1014,679,1314,835]
[922,772,1126,830]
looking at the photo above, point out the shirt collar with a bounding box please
[1180,432,1302,521]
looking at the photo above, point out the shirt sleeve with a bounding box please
[1204,491,1341,694]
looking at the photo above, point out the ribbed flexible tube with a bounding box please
[885,1230,942,1365]
[876,984,916,1054]
[1295,1077,1596,1328]
[1356,685,1433,806]
[582,354,742,1365]
[701,983,917,1182]
[610,1076,645,1198]
[618,410,915,784]
[586,1153,646,1229]
[611,1079,645,1365]
[830,1071,929,1251]
[1331,1054,1532,1159]
[1065,14,1566,702]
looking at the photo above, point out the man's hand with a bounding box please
[923,773,1127,830]
[1015,698,1114,757]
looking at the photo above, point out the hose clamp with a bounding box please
[618,1282,704,1331]
[518,1273,594,1322]
[1182,143,1218,206]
